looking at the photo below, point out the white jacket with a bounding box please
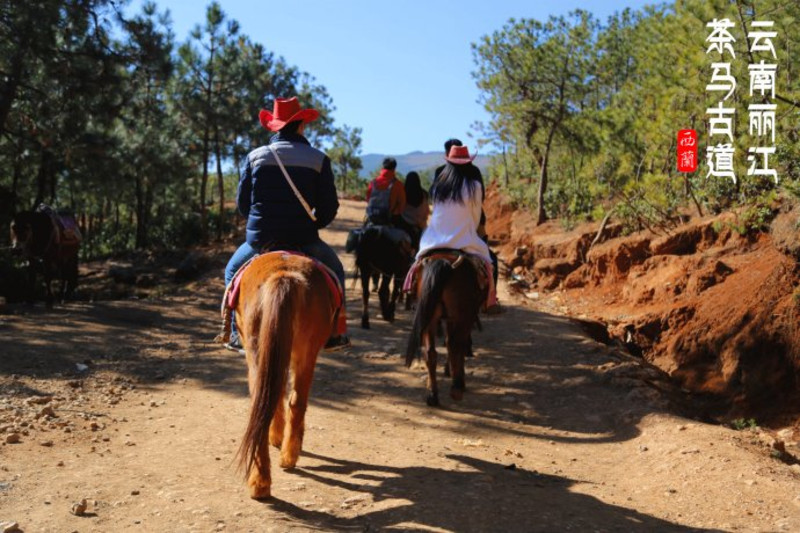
[416,182,491,263]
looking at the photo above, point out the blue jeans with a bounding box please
[225,240,345,288]
[224,239,346,334]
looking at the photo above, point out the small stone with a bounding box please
[40,440,54,447]
[1,521,21,533]
[5,433,20,444]
[131,490,140,496]
[57,461,64,467]
[26,395,53,405]
[37,406,56,419]
[71,498,88,516]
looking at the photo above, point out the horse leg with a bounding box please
[269,394,286,449]
[443,325,451,377]
[378,274,392,322]
[25,262,36,304]
[44,266,54,309]
[245,352,273,500]
[389,275,402,318]
[423,327,440,407]
[280,346,318,470]
[360,267,371,329]
[446,322,469,402]
[247,441,272,500]
[64,255,79,301]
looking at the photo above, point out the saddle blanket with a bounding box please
[225,251,342,312]
[402,249,497,308]
[219,251,345,342]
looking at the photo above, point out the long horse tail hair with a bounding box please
[237,274,300,478]
[405,258,452,367]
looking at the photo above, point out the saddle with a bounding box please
[402,249,496,308]
[346,224,411,254]
[37,204,82,247]
[216,250,344,344]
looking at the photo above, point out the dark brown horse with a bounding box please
[405,252,485,406]
[10,206,81,307]
[234,252,339,500]
[354,225,413,328]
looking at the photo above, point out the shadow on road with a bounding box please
[263,452,719,532]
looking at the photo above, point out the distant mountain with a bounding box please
[358,150,492,179]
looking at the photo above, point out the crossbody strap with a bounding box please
[267,144,317,222]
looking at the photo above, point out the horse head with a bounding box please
[9,212,34,254]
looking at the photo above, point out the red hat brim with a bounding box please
[259,108,320,132]
[445,153,477,165]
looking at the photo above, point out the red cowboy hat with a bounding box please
[445,145,476,164]
[259,97,319,132]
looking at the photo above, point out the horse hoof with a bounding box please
[361,318,370,329]
[426,394,439,407]
[450,388,464,401]
[248,478,271,500]
[280,456,297,470]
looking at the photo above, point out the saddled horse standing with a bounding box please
[10,205,81,307]
[353,156,413,328]
[405,252,489,406]
[353,225,413,328]
[404,144,495,406]
[227,251,342,500]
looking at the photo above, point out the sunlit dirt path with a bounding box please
[1,199,798,532]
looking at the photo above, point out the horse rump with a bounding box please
[237,275,297,481]
[234,254,335,499]
[405,258,453,367]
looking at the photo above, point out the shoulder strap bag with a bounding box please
[267,144,317,222]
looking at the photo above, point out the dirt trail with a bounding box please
[2,199,799,532]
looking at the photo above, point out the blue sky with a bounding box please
[127,0,656,155]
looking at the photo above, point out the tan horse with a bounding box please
[234,252,338,499]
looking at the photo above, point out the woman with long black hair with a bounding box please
[398,171,429,250]
[417,145,491,265]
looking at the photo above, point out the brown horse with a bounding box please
[234,252,338,500]
[10,206,81,307]
[405,252,485,406]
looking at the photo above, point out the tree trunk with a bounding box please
[502,145,509,188]
[536,127,557,226]
[0,42,27,137]
[214,126,224,241]
[199,125,210,241]
[135,174,148,249]
[34,148,52,209]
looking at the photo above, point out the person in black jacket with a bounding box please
[224,96,350,351]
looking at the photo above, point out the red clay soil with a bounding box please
[484,182,800,427]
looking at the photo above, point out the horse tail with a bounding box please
[237,274,300,477]
[406,259,452,367]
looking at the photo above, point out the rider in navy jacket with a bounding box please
[225,97,350,351]
[237,131,338,247]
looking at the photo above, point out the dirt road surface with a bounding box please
[2,199,799,532]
